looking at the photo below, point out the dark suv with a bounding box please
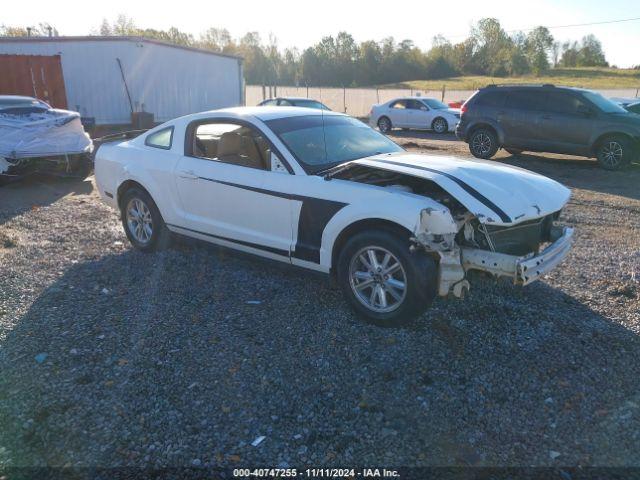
[456,85,640,170]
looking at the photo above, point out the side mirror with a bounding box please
[269,151,288,174]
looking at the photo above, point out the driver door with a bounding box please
[405,99,431,128]
[174,120,294,258]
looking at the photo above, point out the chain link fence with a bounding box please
[246,85,640,118]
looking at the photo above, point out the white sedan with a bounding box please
[95,107,573,326]
[370,97,460,134]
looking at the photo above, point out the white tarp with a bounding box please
[0,108,92,159]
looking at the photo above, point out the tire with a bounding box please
[596,135,633,170]
[120,187,171,252]
[72,153,94,180]
[337,229,437,327]
[505,148,522,156]
[377,116,392,134]
[431,117,448,134]
[469,128,499,159]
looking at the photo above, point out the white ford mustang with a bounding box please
[95,107,574,325]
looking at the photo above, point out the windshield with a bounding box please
[581,91,627,113]
[266,115,404,173]
[422,98,448,110]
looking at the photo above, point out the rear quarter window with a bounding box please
[474,91,505,107]
[145,127,174,150]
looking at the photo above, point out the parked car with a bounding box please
[95,106,573,326]
[258,97,330,110]
[610,97,638,107]
[623,101,640,115]
[456,85,640,170]
[0,95,93,184]
[370,97,460,134]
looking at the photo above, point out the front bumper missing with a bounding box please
[460,225,574,286]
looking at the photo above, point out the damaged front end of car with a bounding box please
[332,159,574,299]
[411,203,574,299]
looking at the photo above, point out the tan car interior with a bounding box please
[194,125,271,170]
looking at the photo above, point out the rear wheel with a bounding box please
[337,230,437,327]
[469,128,499,159]
[377,116,392,134]
[596,136,633,170]
[432,117,448,134]
[120,187,171,252]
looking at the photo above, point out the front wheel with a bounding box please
[596,136,633,170]
[469,128,499,159]
[432,117,448,134]
[120,187,171,252]
[337,230,437,327]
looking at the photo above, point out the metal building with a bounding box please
[0,36,244,125]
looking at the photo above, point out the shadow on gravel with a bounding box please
[0,175,94,226]
[1,243,639,468]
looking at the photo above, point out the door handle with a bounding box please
[178,170,198,179]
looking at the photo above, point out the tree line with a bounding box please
[1,16,616,87]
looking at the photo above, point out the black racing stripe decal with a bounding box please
[293,198,347,263]
[167,223,289,257]
[368,159,512,223]
[196,176,348,263]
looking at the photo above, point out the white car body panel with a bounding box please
[353,152,570,225]
[95,106,573,297]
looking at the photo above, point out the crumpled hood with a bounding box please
[353,152,571,225]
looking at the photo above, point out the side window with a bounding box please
[145,127,173,149]
[407,100,427,110]
[543,92,585,115]
[389,100,407,109]
[191,122,272,171]
[261,99,277,106]
[279,99,294,106]
[475,91,505,107]
[505,90,545,111]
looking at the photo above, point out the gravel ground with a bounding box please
[1,135,639,472]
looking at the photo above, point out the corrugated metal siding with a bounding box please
[0,39,242,124]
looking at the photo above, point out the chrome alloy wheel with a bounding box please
[600,141,623,168]
[433,118,447,133]
[126,198,153,244]
[471,132,492,156]
[349,246,407,313]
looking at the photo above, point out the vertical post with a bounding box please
[376,88,380,104]
[636,87,639,98]
[343,86,346,114]
[410,88,414,97]
[262,85,266,101]
[274,84,277,97]
[441,84,446,102]
[306,84,309,98]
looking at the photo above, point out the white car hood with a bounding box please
[353,152,571,225]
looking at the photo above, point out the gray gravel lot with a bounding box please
[1,135,639,471]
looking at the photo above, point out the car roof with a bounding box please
[195,106,345,122]
[480,84,588,93]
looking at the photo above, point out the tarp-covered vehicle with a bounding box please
[0,96,93,185]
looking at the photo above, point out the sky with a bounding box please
[3,0,639,67]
